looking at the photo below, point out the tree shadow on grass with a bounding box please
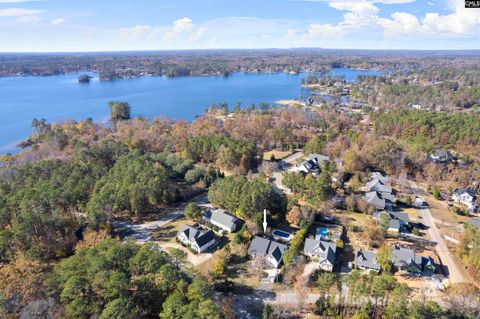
[151,225,177,241]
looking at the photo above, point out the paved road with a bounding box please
[406,178,472,284]
[112,192,209,243]
[280,150,304,166]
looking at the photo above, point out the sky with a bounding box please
[0,0,479,52]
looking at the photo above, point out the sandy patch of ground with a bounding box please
[302,261,319,278]
[276,99,305,107]
[160,242,213,266]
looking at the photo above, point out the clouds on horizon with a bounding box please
[1,0,480,51]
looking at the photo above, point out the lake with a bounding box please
[0,68,381,153]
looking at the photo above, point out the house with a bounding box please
[389,211,410,224]
[203,208,239,233]
[415,196,427,208]
[370,172,390,184]
[428,149,452,163]
[355,250,381,273]
[293,159,320,175]
[307,154,330,165]
[452,188,477,212]
[177,225,216,253]
[366,179,393,194]
[388,219,401,233]
[375,210,410,233]
[303,238,337,272]
[292,154,329,176]
[365,191,387,210]
[248,236,288,268]
[392,245,435,276]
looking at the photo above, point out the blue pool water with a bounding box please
[316,227,328,237]
[272,229,292,238]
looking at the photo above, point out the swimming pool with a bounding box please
[272,230,291,238]
[316,227,329,238]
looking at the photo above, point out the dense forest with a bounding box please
[1,93,480,318]
[374,110,480,156]
[351,65,480,111]
[2,49,479,79]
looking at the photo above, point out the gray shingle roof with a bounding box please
[355,250,381,271]
[392,245,434,272]
[248,236,288,263]
[178,225,215,247]
[389,219,400,230]
[203,208,238,229]
[389,211,410,223]
[365,191,386,210]
[303,238,337,259]
[367,179,392,194]
[370,172,390,184]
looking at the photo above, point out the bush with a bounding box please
[184,202,202,220]
[184,167,205,184]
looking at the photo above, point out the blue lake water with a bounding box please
[0,67,381,153]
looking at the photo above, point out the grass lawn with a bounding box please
[424,194,470,225]
[263,150,293,161]
[334,210,371,228]
[150,218,196,243]
[403,208,421,222]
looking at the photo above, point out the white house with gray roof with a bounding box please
[375,210,410,233]
[292,154,329,176]
[177,225,216,253]
[248,236,288,268]
[203,208,239,233]
[303,238,337,272]
[355,250,381,273]
[452,188,477,212]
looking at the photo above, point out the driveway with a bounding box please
[269,151,303,194]
[405,177,472,284]
[112,192,209,243]
[281,150,304,166]
[270,172,291,194]
[158,242,213,266]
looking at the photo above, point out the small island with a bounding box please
[78,74,92,83]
